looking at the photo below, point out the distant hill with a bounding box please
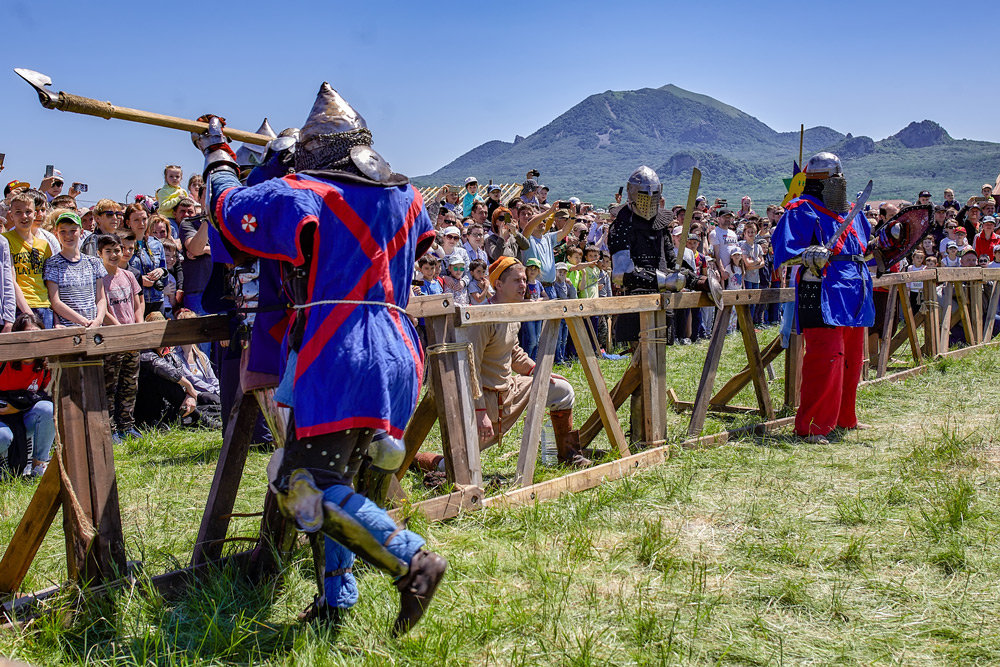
[414,85,999,207]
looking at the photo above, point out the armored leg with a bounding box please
[254,388,290,449]
[354,430,405,508]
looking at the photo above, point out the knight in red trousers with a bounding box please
[773,152,875,443]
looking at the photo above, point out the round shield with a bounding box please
[351,146,393,182]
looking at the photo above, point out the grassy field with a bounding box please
[2,327,1000,665]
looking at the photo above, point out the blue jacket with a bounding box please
[772,195,875,328]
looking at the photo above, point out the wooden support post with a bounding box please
[579,353,641,448]
[396,392,438,480]
[954,283,976,347]
[939,283,955,354]
[566,317,630,456]
[425,315,482,486]
[711,334,782,407]
[784,333,803,410]
[250,487,294,578]
[637,311,667,445]
[0,455,63,594]
[57,356,127,584]
[876,285,899,378]
[514,319,559,487]
[735,305,775,419]
[896,283,923,367]
[923,279,941,357]
[688,304,733,437]
[191,392,261,566]
[970,280,985,344]
[984,281,1000,344]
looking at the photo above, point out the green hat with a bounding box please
[525,258,542,269]
[54,211,82,227]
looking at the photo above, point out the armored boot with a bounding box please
[550,409,592,468]
[392,549,449,636]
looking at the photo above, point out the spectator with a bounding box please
[162,238,184,315]
[960,246,978,267]
[98,235,143,441]
[709,209,738,285]
[464,223,489,263]
[942,188,960,211]
[485,184,503,221]
[576,245,602,300]
[522,206,575,297]
[80,207,95,234]
[520,179,540,206]
[737,196,755,220]
[81,199,124,256]
[147,214,175,244]
[974,216,1000,258]
[439,185,461,215]
[942,241,961,267]
[172,309,221,416]
[187,174,205,206]
[125,203,167,316]
[954,228,970,254]
[0,312,55,478]
[176,200,211,314]
[441,255,470,305]
[136,311,221,429]
[414,255,445,296]
[461,177,483,217]
[26,190,59,253]
[117,230,143,285]
[486,207,528,263]
[44,211,107,328]
[156,165,189,225]
[468,200,490,231]
[435,225,470,271]
[989,245,1000,269]
[38,171,64,202]
[4,192,54,328]
[520,258,546,359]
[551,262,577,365]
[537,186,550,209]
[726,245,744,290]
[906,248,926,312]
[939,218,961,255]
[917,190,932,207]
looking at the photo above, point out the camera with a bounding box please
[72,182,88,193]
[152,276,167,292]
[557,201,572,210]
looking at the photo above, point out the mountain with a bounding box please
[414,85,997,206]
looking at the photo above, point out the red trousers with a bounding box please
[795,326,864,437]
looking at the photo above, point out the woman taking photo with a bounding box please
[124,203,167,316]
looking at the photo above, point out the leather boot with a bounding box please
[412,452,444,472]
[393,549,448,636]
[550,409,592,468]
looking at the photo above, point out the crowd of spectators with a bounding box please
[2,158,997,482]
[0,164,219,479]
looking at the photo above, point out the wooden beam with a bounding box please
[924,279,941,357]
[687,305,733,437]
[984,282,1000,344]
[638,311,667,445]
[939,283,954,355]
[566,317,630,457]
[876,284,899,378]
[389,485,484,523]
[456,294,662,326]
[515,319,559,487]
[397,392,438,480]
[0,455,63,594]
[579,352,641,448]
[784,333,803,409]
[735,305,775,420]
[191,392,261,567]
[405,295,456,319]
[711,334,783,407]
[936,267,984,283]
[970,281,984,344]
[954,282,976,347]
[896,284,923,367]
[873,270,935,287]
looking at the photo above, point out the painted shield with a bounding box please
[869,204,935,275]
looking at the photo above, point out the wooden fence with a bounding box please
[2,267,998,625]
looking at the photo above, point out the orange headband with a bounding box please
[488,256,521,288]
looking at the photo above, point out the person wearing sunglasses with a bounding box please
[434,224,469,272]
[80,199,125,257]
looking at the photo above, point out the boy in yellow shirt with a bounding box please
[3,193,53,328]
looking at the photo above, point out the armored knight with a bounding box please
[772,151,875,443]
[192,83,444,633]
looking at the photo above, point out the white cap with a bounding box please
[555,262,569,271]
[442,226,461,236]
[464,176,478,185]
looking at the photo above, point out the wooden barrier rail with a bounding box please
[4,269,1000,625]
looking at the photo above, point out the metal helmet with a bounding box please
[295,82,373,172]
[804,151,843,179]
[626,166,662,220]
[235,117,276,167]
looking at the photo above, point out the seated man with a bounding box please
[462,257,591,467]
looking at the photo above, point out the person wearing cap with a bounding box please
[960,245,979,267]
[486,207,528,264]
[942,241,961,267]
[522,204,577,295]
[435,224,470,271]
[536,186,550,209]
[519,179,540,206]
[974,215,1000,258]
[43,211,107,328]
[461,176,483,217]
[4,192,54,328]
[485,183,503,221]
[917,190,932,207]
[772,151,874,444]
[708,209,738,284]
[551,262,577,364]
[38,170,64,202]
[453,256,593,467]
[989,245,1000,270]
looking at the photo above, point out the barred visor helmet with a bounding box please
[804,151,843,180]
[626,166,661,220]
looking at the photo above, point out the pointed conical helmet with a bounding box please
[295,83,373,172]
[235,117,278,166]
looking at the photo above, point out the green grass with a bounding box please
[3,327,1000,664]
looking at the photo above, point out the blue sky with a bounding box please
[1,0,994,204]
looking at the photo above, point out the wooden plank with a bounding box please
[396,392,438,480]
[711,334,783,407]
[970,281,985,344]
[876,284,899,378]
[0,456,62,594]
[954,282,976,347]
[982,268,1000,280]
[687,304,733,437]
[668,392,761,415]
[873,270,936,288]
[579,352,641,448]
[425,315,479,486]
[456,294,662,326]
[87,316,230,357]
[735,305,775,419]
[191,392,261,566]
[405,295,456,319]
[638,311,667,445]
[661,288,794,311]
[923,279,941,357]
[984,282,1000,344]
[515,319,559,487]
[939,283,954,355]
[784,333,804,409]
[389,485,484,523]
[566,317,630,457]
[936,267,984,283]
[895,284,922,366]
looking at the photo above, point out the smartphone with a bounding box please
[72,182,88,192]
[0,153,5,167]
[617,186,624,197]
[44,165,54,178]
[557,201,572,210]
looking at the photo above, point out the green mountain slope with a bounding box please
[415,85,997,206]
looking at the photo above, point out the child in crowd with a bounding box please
[576,245,602,300]
[117,230,144,284]
[0,312,55,478]
[43,211,107,328]
[942,241,961,267]
[441,255,470,305]
[414,255,444,296]
[461,177,484,217]
[3,193,53,328]
[551,262,577,365]
[906,248,926,313]
[466,259,493,304]
[98,235,143,440]
[156,165,189,223]
[597,252,613,298]
[726,244,744,289]
[564,246,585,295]
[520,258,547,359]
[163,239,183,315]
[27,191,59,253]
[989,245,1000,270]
